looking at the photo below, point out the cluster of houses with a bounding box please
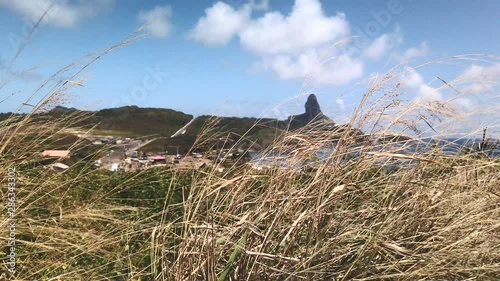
[38,134,257,173]
[39,148,209,173]
[105,152,209,172]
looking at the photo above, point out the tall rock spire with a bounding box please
[304,94,321,120]
[287,93,332,126]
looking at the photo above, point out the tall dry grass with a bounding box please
[146,56,499,280]
[156,64,499,280]
[0,29,498,281]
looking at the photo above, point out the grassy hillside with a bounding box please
[92,106,194,136]
[45,105,288,137]
[1,105,295,152]
[3,104,358,154]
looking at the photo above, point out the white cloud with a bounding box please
[400,67,442,102]
[457,63,500,94]
[138,5,174,38]
[311,54,364,86]
[402,67,424,88]
[239,0,350,55]
[0,0,113,28]
[188,2,251,46]
[416,84,443,102]
[258,48,363,87]
[190,0,349,53]
[363,34,391,60]
[446,62,500,112]
[190,0,360,86]
[399,63,500,109]
[335,97,346,111]
[452,97,474,111]
[402,41,430,60]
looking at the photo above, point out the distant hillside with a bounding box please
[10,105,288,151]
[142,115,289,153]
[84,106,195,136]
[42,105,280,135]
[1,95,363,153]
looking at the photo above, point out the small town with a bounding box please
[40,134,254,173]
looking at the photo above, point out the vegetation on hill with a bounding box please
[2,105,297,152]
[1,107,499,280]
[92,106,194,136]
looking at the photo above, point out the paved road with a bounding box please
[124,138,160,156]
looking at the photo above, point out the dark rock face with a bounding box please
[285,94,366,139]
[288,94,332,126]
[305,94,321,120]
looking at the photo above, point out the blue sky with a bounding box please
[0,0,499,135]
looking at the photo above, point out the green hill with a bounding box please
[1,98,359,153]
[5,105,289,152]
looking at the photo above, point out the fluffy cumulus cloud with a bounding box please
[335,97,346,111]
[399,63,500,112]
[189,2,251,46]
[402,67,424,88]
[190,0,363,87]
[238,0,350,55]
[138,5,174,38]
[190,0,431,87]
[0,0,113,28]
[452,97,475,111]
[362,34,391,60]
[401,67,443,102]
[260,50,363,86]
[446,62,500,112]
[416,84,442,102]
[401,41,430,60]
[457,63,500,94]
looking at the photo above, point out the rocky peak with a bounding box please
[287,93,332,126]
[304,94,321,120]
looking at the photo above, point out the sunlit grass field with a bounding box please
[0,28,499,280]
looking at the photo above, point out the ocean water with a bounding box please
[385,138,500,158]
[250,137,500,169]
